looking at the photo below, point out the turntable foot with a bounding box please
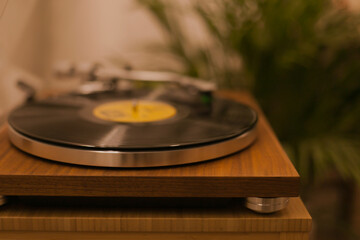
[0,196,6,206]
[245,197,289,213]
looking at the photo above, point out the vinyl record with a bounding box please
[7,89,258,167]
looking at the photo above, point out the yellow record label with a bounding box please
[93,100,176,123]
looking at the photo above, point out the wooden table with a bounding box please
[0,197,311,240]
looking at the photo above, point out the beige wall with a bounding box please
[48,0,204,73]
[47,0,169,91]
[0,0,165,117]
[0,0,165,76]
[50,0,164,65]
[0,0,46,119]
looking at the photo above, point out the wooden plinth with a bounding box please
[0,197,311,240]
[0,91,300,198]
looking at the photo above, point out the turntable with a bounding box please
[0,66,300,213]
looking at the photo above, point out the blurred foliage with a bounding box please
[137,0,360,190]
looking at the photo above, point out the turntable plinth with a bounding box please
[0,91,300,198]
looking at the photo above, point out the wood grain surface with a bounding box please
[0,232,303,240]
[0,91,300,197]
[0,197,311,232]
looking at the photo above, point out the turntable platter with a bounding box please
[7,90,257,167]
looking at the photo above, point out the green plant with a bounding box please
[136,1,360,238]
[137,0,360,188]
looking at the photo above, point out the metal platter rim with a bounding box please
[8,124,257,168]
